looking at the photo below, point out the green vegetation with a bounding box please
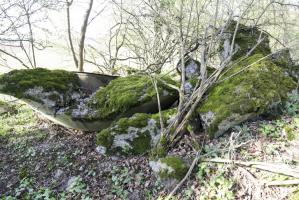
[157,156,189,180]
[259,122,281,138]
[197,54,297,137]
[284,90,299,116]
[89,75,178,120]
[196,163,235,200]
[284,118,299,141]
[96,113,154,155]
[0,68,80,98]
[110,167,134,199]
[2,176,91,200]
[66,176,91,199]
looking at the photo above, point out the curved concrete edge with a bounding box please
[0,93,179,132]
[0,94,113,131]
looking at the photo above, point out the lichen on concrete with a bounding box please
[96,109,177,155]
[24,86,64,108]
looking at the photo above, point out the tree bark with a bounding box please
[66,0,78,68]
[78,0,94,72]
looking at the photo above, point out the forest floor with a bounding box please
[0,97,299,200]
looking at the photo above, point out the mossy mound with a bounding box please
[149,156,189,180]
[0,68,80,99]
[220,21,271,61]
[197,54,297,138]
[89,75,178,120]
[96,109,177,155]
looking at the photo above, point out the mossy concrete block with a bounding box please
[0,68,82,112]
[220,21,271,61]
[149,156,189,180]
[89,75,178,120]
[197,54,297,138]
[0,69,119,131]
[0,69,178,132]
[0,68,80,99]
[96,109,177,155]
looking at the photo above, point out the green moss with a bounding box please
[130,131,151,154]
[96,112,154,155]
[159,156,189,180]
[151,146,167,158]
[150,134,169,158]
[89,75,178,120]
[220,21,271,60]
[284,117,299,141]
[151,108,177,126]
[290,190,299,200]
[96,109,177,155]
[0,100,6,106]
[285,125,295,140]
[197,54,297,137]
[19,167,29,179]
[0,100,9,108]
[0,68,79,98]
[96,128,114,149]
[117,113,150,131]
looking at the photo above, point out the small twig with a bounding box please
[266,179,299,186]
[203,158,299,178]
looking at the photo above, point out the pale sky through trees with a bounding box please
[0,0,115,73]
[0,0,298,73]
[31,0,114,72]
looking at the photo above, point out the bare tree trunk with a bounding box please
[78,0,94,72]
[25,12,37,68]
[66,0,78,68]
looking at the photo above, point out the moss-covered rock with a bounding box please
[96,109,177,155]
[0,69,178,132]
[0,68,82,111]
[197,54,297,138]
[0,68,80,99]
[220,21,271,61]
[89,75,178,120]
[149,156,189,180]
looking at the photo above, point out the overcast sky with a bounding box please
[37,0,115,72]
[1,0,298,73]
[0,0,116,73]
